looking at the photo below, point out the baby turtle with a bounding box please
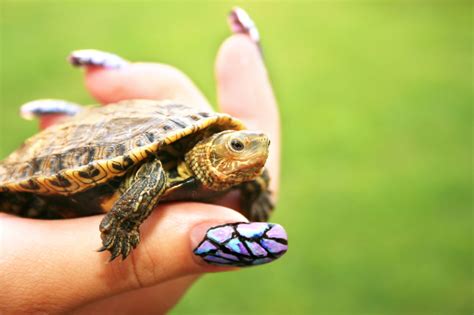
[0,99,273,260]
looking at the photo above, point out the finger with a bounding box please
[73,275,199,314]
[68,49,212,111]
[215,8,280,195]
[0,204,287,312]
[38,114,68,130]
[35,51,211,130]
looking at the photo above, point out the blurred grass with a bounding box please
[0,1,472,314]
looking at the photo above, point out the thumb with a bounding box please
[0,203,287,312]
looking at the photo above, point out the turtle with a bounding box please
[0,99,273,261]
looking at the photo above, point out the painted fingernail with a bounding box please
[228,7,262,52]
[68,49,128,69]
[193,222,288,267]
[20,99,82,120]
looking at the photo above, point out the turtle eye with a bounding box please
[230,139,245,151]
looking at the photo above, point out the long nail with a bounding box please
[20,99,82,120]
[193,222,288,267]
[228,7,263,56]
[68,49,128,69]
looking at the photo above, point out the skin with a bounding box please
[0,34,280,314]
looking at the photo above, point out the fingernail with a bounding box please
[193,222,288,267]
[20,99,82,120]
[228,7,263,55]
[68,49,128,69]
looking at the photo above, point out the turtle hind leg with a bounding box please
[99,158,167,261]
[20,99,82,120]
[240,169,274,222]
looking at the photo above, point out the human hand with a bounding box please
[0,8,285,314]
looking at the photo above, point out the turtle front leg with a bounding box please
[240,169,274,222]
[99,158,167,261]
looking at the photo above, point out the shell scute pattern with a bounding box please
[0,100,244,196]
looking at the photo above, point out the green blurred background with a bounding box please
[1,1,472,314]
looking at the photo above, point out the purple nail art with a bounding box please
[68,49,128,69]
[228,7,261,46]
[194,222,288,267]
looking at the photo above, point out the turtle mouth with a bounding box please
[242,158,267,172]
[235,146,269,175]
[234,134,270,172]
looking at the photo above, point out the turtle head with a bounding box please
[185,130,270,191]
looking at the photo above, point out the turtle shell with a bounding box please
[0,100,244,196]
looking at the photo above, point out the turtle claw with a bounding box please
[129,230,141,249]
[121,237,132,260]
[108,237,123,262]
[97,245,108,252]
[99,215,141,261]
[101,228,140,262]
